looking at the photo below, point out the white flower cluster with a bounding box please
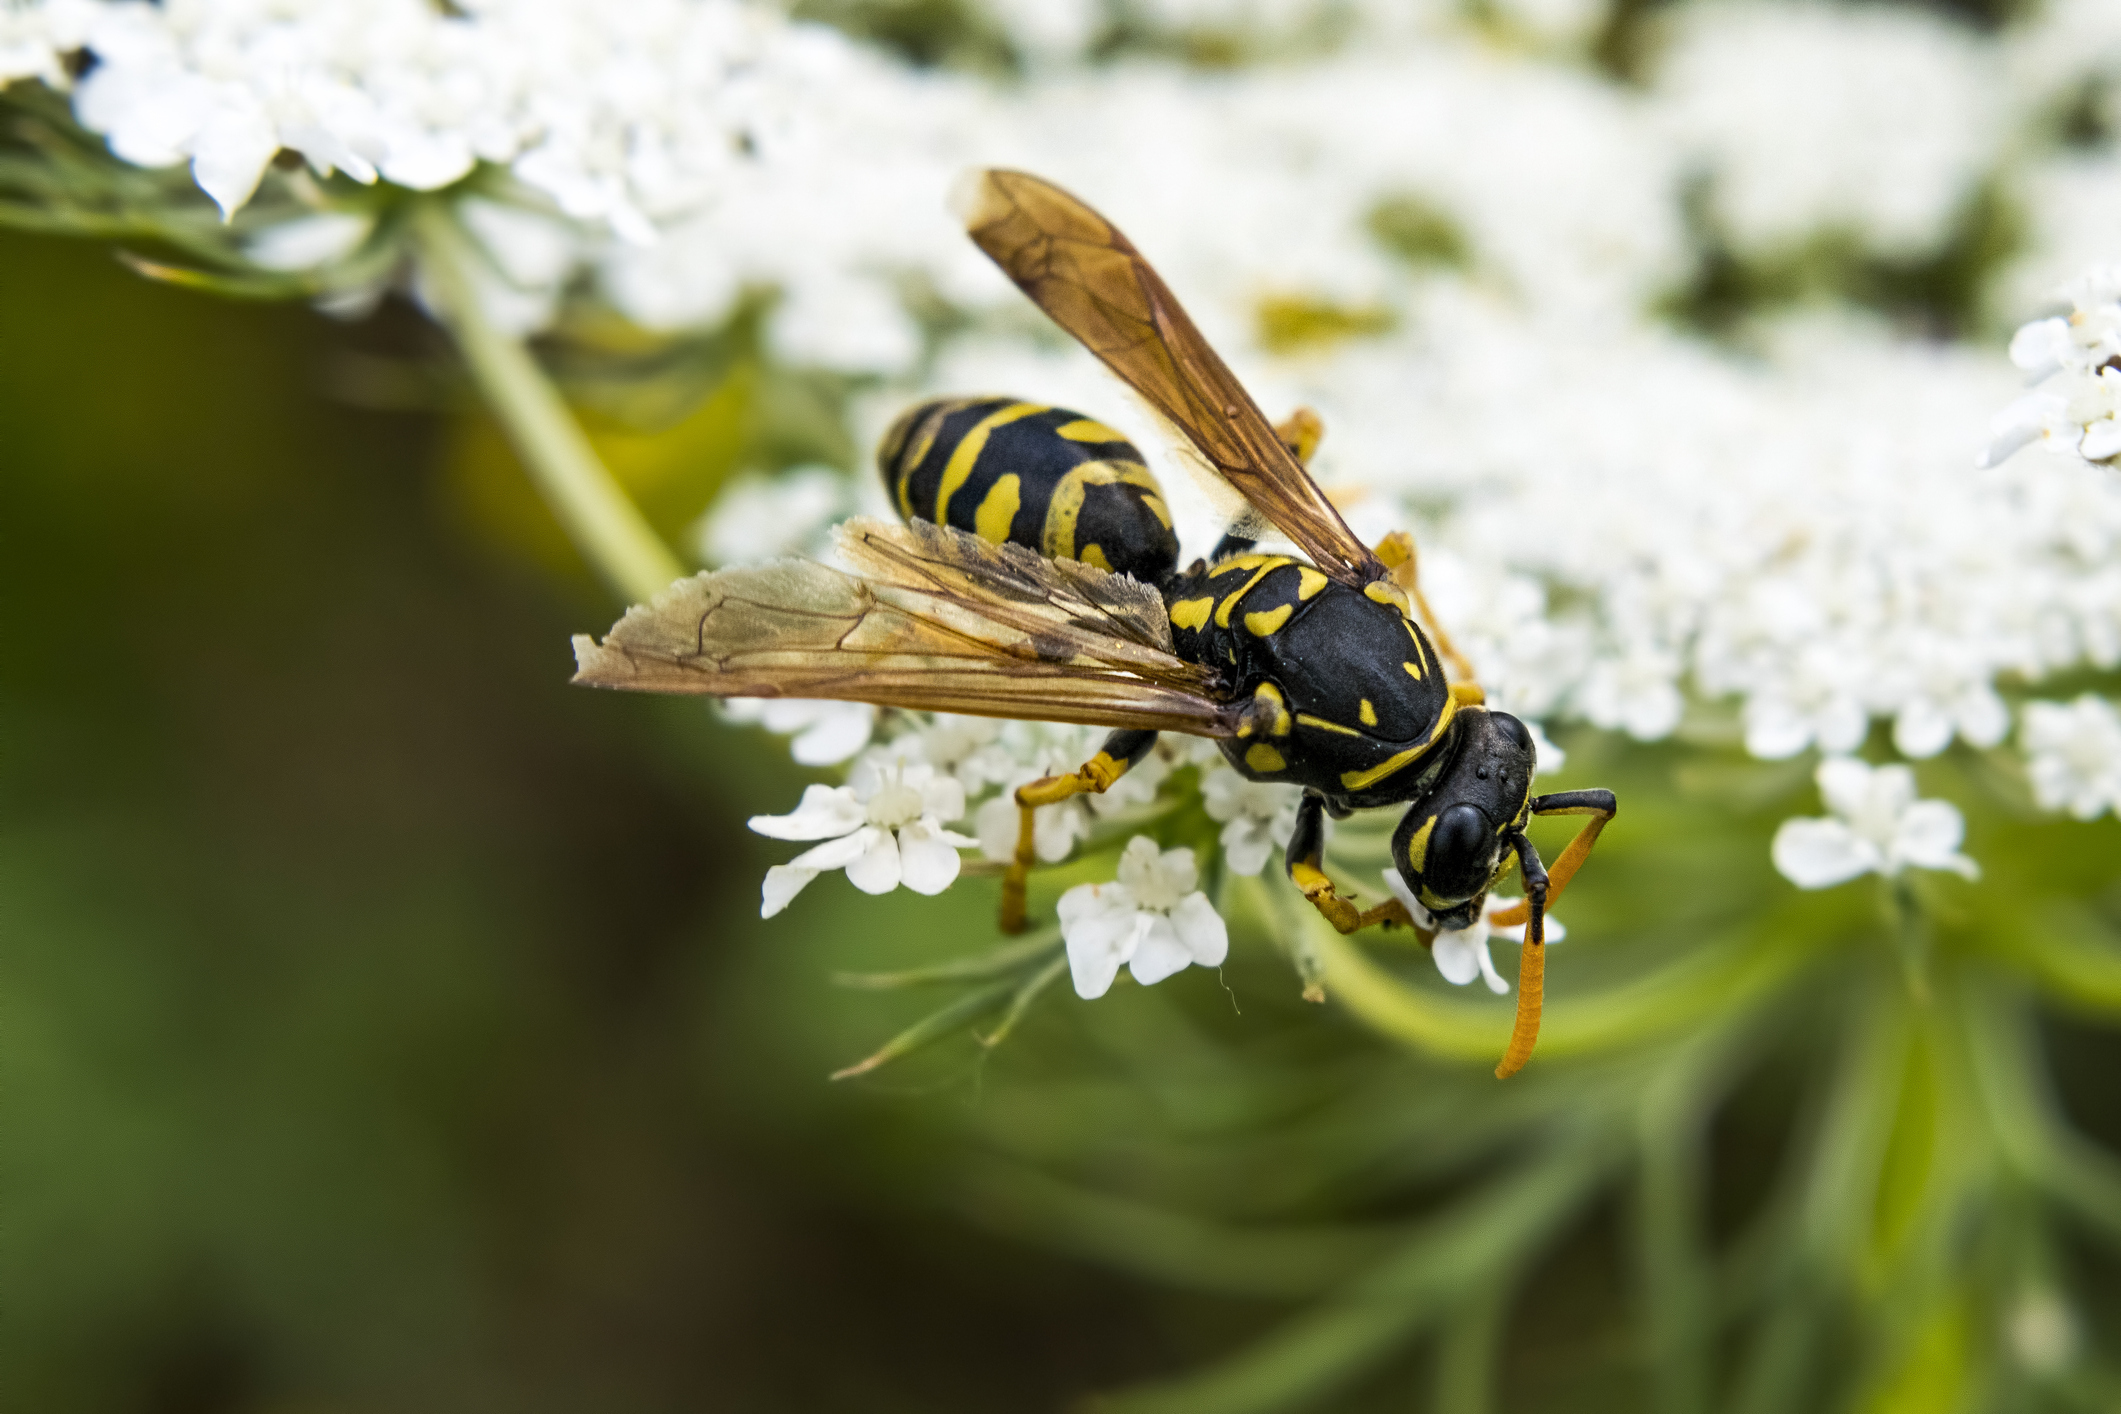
[19,0,2121,959]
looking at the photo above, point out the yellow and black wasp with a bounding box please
[572,169,1615,1076]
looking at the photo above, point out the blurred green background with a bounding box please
[0,226,1209,1413]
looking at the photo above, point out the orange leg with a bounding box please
[1490,791,1617,1079]
[1373,529,1478,685]
[999,731,1154,933]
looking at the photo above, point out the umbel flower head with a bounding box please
[1058,837,1228,1000]
[1771,758,1979,890]
[748,763,977,918]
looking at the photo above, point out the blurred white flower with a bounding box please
[694,467,851,568]
[1058,837,1228,999]
[2021,695,2121,821]
[1771,758,1978,890]
[877,714,1015,799]
[243,211,374,271]
[722,697,875,766]
[748,764,976,917]
[974,723,1168,865]
[1200,767,1304,876]
[1983,268,2121,468]
[1382,873,1564,995]
[1657,3,2000,257]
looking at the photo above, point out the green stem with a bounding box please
[410,202,683,603]
[1315,910,1825,1065]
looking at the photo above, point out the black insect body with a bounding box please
[573,168,1616,1076]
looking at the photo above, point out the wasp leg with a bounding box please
[999,728,1159,934]
[1284,791,1422,936]
[1488,790,1615,1079]
[1373,529,1479,685]
[1494,833,1552,1080]
[1275,406,1324,465]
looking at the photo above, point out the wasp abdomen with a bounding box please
[878,397,1179,582]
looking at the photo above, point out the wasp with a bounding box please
[573,170,1615,1076]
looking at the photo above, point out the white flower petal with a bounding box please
[842,829,903,895]
[895,821,963,896]
[1891,800,1976,878]
[1432,930,1487,987]
[749,784,864,841]
[760,864,817,919]
[1128,916,1194,987]
[1771,817,1879,889]
[1169,892,1229,968]
[785,827,880,874]
[1474,936,1511,995]
[1815,758,1876,821]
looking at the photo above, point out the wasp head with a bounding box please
[1389,709,1535,928]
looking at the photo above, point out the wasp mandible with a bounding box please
[573,170,1615,1076]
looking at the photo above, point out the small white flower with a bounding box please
[1057,837,1229,999]
[1200,767,1304,876]
[748,763,976,917]
[875,714,1015,798]
[1771,758,1979,890]
[2022,694,2121,821]
[1382,873,1565,995]
[722,697,875,767]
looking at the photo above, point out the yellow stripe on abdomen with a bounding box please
[973,474,1021,545]
[935,402,1045,525]
[1042,460,1163,561]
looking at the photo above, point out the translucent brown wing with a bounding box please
[955,167,1386,586]
[571,518,1242,736]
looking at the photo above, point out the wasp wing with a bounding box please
[954,167,1386,586]
[571,517,1241,736]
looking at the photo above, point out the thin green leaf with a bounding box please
[116,250,319,300]
[828,979,1015,1081]
[977,953,1069,1049]
[833,928,1060,989]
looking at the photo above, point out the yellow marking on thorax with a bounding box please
[1042,459,1163,560]
[1337,693,1466,793]
[1255,682,1291,736]
[1169,596,1215,631]
[1365,580,1410,613]
[935,402,1045,524]
[1359,698,1378,727]
[1402,814,1437,872]
[1244,603,1294,637]
[1214,558,1293,628]
[1054,417,1126,443]
[1403,660,1424,681]
[1296,568,1330,600]
[1244,742,1286,774]
[1207,552,1284,578]
[974,474,1021,544]
[1297,714,1361,737]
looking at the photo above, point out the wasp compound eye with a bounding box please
[1424,803,1495,899]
